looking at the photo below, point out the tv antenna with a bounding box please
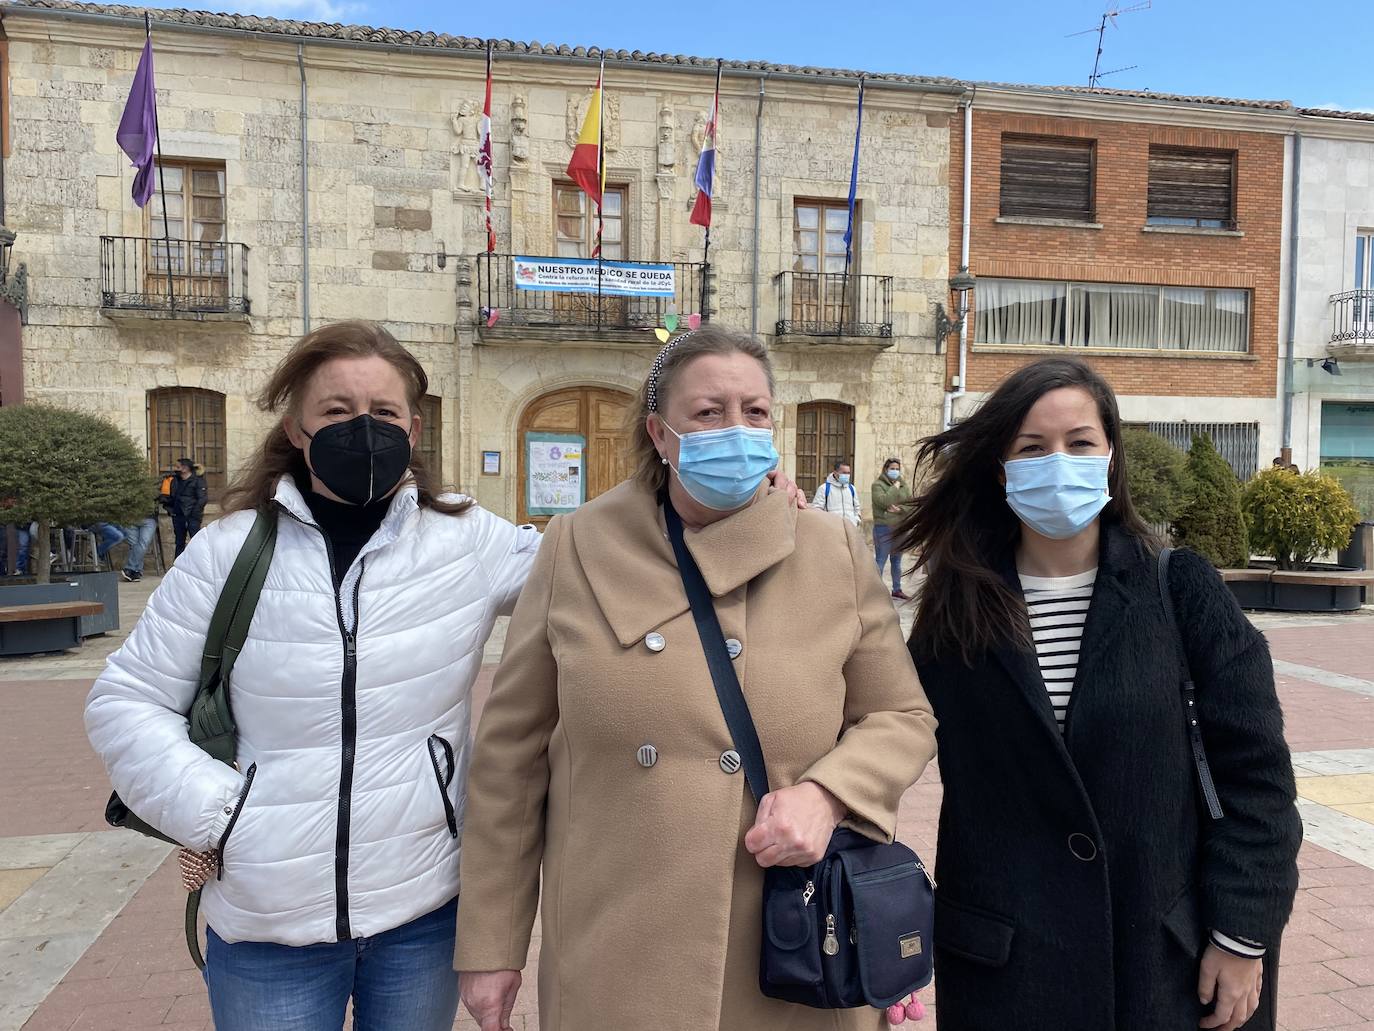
[1068,1,1150,88]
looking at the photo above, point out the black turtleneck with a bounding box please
[304,490,391,591]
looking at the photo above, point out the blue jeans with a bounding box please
[121,517,158,575]
[873,525,903,593]
[1,526,30,576]
[89,522,125,561]
[205,897,460,1031]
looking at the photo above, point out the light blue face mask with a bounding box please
[838,473,851,485]
[665,423,780,512]
[1003,450,1113,540]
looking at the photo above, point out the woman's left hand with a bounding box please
[1198,944,1263,1031]
[745,782,846,867]
[765,469,808,509]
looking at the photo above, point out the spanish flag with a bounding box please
[567,58,604,208]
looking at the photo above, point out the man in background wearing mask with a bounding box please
[168,457,208,556]
[872,457,912,601]
[812,459,862,526]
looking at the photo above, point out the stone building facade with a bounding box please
[0,0,960,524]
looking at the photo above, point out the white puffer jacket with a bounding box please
[85,477,539,946]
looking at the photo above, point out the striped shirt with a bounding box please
[1019,568,1097,732]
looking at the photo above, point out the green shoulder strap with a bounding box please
[182,508,277,970]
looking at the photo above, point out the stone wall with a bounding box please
[5,9,954,521]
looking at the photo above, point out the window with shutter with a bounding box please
[1147,147,1236,229]
[418,395,442,477]
[999,135,1096,222]
[147,387,227,496]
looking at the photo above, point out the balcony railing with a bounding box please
[476,253,708,331]
[100,236,250,315]
[1331,289,1374,350]
[774,271,893,338]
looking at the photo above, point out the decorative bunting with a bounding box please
[664,313,680,332]
[687,313,702,330]
[654,328,672,343]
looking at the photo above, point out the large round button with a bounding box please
[637,744,658,768]
[1068,833,1098,862]
[719,749,742,774]
[725,639,743,660]
[645,632,666,653]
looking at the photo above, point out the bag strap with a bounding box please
[1158,548,1225,821]
[187,510,278,765]
[663,495,771,805]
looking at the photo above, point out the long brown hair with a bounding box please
[627,324,776,493]
[222,321,472,517]
[898,357,1152,666]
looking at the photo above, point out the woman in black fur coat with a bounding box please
[899,358,1301,1031]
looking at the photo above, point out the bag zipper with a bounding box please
[215,762,258,879]
[850,862,924,887]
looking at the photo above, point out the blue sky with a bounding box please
[151,0,1374,112]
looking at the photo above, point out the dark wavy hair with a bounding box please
[222,321,471,517]
[897,357,1153,666]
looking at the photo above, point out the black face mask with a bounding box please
[303,414,412,506]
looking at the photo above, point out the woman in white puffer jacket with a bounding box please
[85,321,539,1030]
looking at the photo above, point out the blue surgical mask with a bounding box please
[886,469,901,481]
[665,423,779,512]
[838,473,851,485]
[1003,450,1112,540]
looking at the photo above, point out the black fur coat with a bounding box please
[911,523,1302,1031]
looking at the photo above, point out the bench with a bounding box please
[0,600,105,656]
[1222,567,1373,613]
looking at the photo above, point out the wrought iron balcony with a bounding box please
[774,271,893,339]
[1330,290,1374,358]
[100,236,250,316]
[475,253,708,334]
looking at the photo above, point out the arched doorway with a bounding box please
[517,386,635,527]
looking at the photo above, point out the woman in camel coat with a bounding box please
[456,325,938,1031]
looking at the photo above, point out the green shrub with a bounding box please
[0,404,157,582]
[1173,433,1249,568]
[1122,427,1188,527]
[1241,467,1359,570]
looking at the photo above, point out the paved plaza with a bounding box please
[1,578,1373,1030]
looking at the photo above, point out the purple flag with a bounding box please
[116,38,158,208]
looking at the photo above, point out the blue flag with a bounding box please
[843,78,864,266]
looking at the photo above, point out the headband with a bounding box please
[646,331,697,413]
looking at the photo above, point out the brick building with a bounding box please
[0,0,960,527]
[945,84,1296,476]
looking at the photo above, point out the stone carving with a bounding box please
[511,94,529,163]
[691,111,707,153]
[566,90,620,152]
[657,104,675,172]
[451,100,479,194]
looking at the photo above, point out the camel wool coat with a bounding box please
[455,481,938,1030]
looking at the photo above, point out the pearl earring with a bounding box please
[661,456,669,465]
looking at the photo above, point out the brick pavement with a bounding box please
[3,608,1373,1030]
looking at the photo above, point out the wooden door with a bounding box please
[796,400,855,498]
[518,386,634,527]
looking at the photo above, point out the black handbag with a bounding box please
[663,495,934,1009]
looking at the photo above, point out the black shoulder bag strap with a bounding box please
[184,509,278,968]
[663,495,771,805]
[1158,547,1225,822]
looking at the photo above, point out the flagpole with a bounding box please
[595,54,605,331]
[146,13,176,313]
[700,59,721,321]
[839,76,864,337]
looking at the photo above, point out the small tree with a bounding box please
[1241,467,1359,570]
[1173,433,1249,568]
[0,405,156,583]
[1122,427,1189,528]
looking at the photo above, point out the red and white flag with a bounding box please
[477,42,495,253]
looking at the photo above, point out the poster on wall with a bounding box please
[526,433,586,516]
[512,256,676,297]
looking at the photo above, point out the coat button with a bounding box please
[719,749,742,774]
[725,638,743,660]
[645,632,666,653]
[637,744,658,768]
[1068,832,1098,862]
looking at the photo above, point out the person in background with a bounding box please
[871,457,912,601]
[1,521,30,578]
[168,457,208,556]
[812,459,862,526]
[120,506,160,583]
[89,522,126,564]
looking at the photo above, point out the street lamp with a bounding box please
[0,226,26,323]
[934,267,976,352]
[0,226,15,283]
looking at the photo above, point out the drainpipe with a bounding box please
[943,89,973,430]
[750,73,768,338]
[297,43,311,333]
[1280,131,1302,463]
